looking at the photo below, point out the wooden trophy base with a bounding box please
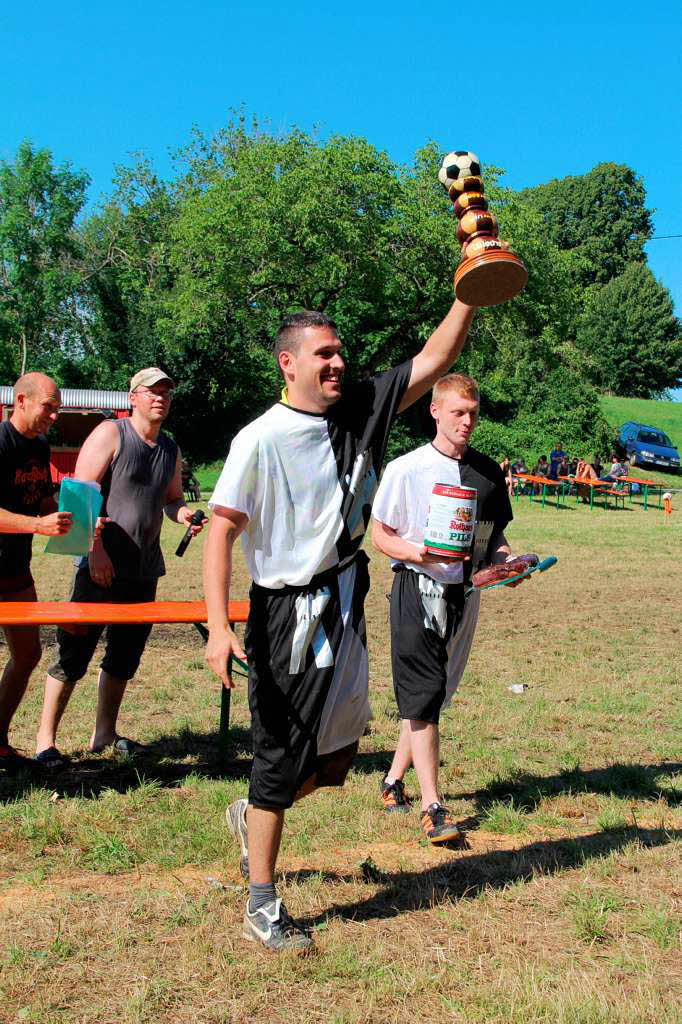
[454,250,528,307]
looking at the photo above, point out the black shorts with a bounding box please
[246,554,370,810]
[48,567,158,684]
[390,568,480,724]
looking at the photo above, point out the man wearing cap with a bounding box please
[35,368,204,766]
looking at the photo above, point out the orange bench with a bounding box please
[0,601,250,753]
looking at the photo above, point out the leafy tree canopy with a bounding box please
[576,261,682,398]
[520,162,653,288]
[0,141,89,375]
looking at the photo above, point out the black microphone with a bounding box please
[176,509,207,557]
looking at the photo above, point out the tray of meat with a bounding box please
[468,554,556,594]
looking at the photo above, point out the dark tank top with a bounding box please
[99,419,178,580]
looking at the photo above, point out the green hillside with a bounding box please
[600,395,681,485]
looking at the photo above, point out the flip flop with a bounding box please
[34,746,70,770]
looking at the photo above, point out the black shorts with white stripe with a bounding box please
[245,553,371,810]
[390,567,466,724]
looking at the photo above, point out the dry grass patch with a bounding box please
[1,499,681,1022]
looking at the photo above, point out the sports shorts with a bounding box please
[390,567,481,724]
[245,553,371,810]
[48,567,158,683]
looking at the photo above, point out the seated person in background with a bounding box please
[181,460,201,501]
[512,458,531,494]
[600,453,627,484]
[575,458,598,502]
[568,457,579,476]
[557,455,570,478]
[548,442,567,481]
[499,456,514,497]
[592,455,603,478]
[533,455,549,477]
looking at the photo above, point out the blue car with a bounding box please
[619,422,680,473]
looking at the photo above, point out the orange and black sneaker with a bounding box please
[380,777,411,814]
[420,803,462,843]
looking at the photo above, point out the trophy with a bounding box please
[438,151,527,307]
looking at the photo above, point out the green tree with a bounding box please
[76,119,616,465]
[576,262,682,397]
[520,163,653,287]
[0,141,89,375]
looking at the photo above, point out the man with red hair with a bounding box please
[372,373,515,843]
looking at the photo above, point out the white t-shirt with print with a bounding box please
[372,443,466,584]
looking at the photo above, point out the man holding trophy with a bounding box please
[370,150,528,843]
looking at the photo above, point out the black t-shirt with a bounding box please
[458,446,513,581]
[0,421,53,576]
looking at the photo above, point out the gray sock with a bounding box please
[248,882,277,913]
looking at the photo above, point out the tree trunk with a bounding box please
[20,333,27,376]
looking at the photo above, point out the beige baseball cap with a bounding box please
[129,367,175,392]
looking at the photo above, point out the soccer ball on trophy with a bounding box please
[438,148,527,307]
[437,151,482,191]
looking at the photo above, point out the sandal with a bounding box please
[34,746,70,770]
[90,736,148,758]
[112,737,148,758]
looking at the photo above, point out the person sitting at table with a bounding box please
[533,454,549,477]
[592,455,603,478]
[181,460,201,502]
[599,453,627,485]
[557,454,570,479]
[513,458,531,495]
[575,458,598,503]
[531,455,549,495]
[568,457,579,476]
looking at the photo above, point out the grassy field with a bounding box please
[1,496,681,1024]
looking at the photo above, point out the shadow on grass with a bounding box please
[300,825,682,927]
[451,761,682,813]
[0,725,254,802]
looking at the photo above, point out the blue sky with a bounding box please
[2,1,681,391]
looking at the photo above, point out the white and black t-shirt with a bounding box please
[210,362,412,589]
[372,442,513,585]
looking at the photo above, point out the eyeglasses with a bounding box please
[135,387,172,399]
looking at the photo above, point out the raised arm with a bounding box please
[203,506,248,687]
[398,299,476,412]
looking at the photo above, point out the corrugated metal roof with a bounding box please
[0,387,130,411]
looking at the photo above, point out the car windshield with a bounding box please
[637,430,673,447]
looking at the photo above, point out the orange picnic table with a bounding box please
[512,474,567,509]
[614,476,663,511]
[0,600,250,754]
[558,475,615,510]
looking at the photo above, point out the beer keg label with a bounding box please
[424,483,477,558]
